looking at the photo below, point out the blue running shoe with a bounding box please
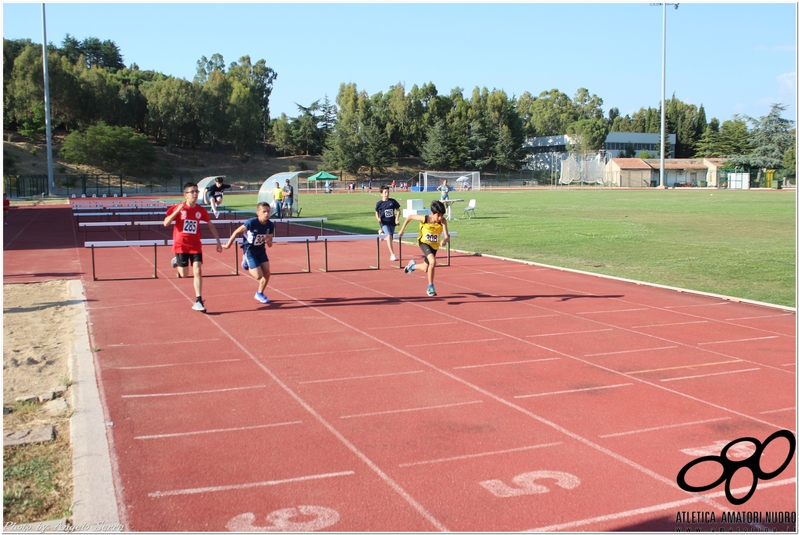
[241,259,249,271]
[427,285,436,297]
[404,259,416,273]
[254,292,270,304]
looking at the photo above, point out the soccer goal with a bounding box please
[418,171,481,192]
[559,153,608,186]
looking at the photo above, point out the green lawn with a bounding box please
[212,188,796,307]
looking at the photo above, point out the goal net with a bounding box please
[559,153,607,185]
[418,171,481,192]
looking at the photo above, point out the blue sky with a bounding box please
[4,2,797,124]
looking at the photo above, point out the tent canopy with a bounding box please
[307,171,338,181]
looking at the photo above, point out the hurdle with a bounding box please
[396,232,457,268]
[85,240,165,281]
[316,231,457,272]
[79,221,130,241]
[231,236,313,276]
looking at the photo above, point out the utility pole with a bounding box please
[42,4,55,196]
[651,2,679,188]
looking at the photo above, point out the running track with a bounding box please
[3,202,796,532]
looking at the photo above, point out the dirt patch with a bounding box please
[3,280,80,524]
[3,281,78,403]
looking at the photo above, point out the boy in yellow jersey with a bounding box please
[398,200,450,296]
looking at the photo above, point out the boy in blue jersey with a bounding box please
[223,202,274,304]
[375,185,401,261]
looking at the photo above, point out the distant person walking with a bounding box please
[224,202,274,305]
[165,182,223,313]
[398,200,450,297]
[375,185,401,261]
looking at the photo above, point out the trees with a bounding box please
[60,123,156,174]
[566,119,609,157]
[728,104,796,184]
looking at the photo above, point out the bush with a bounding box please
[298,160,308,170]
[59,123,156,175]
[4,151,18,173]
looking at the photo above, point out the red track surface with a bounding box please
[4,202,796,532]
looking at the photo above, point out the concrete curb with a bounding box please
[68,280,122,529]
[452,249,796,313]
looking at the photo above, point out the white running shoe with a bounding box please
[404,259,416,273]
[192,300,206,313]
[390,254,397,261]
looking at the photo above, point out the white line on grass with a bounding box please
[398,442,562,467]
[515,383,633,399]
[660,368,761,382]
[598,417,731,438]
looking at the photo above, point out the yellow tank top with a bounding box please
[418,217,443,250]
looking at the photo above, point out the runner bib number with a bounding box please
[182,220,198,234]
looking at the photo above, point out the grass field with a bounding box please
[212,188,796,307]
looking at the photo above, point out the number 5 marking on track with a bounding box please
[479,470,580,498]
[226,506,340,531]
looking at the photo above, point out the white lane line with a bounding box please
[122,385,268,398]
[405,338,503,348]
[632,320,709,329]
[135,421,303,440]
[107,338,222,347]
[269,347,379,359]
[663,302,730,309]
[525,328,613,338]
[577,308,649,315]
[515,383,633,399]
[760,407,795,414]
[585,346,677,357]
[697,336,780,345]
[340,400,483,419]
[526,478,796,532]
[725,313,795,321]
[398,442,563,468]
[598,417,731,438]
[148,470,356,498]
[453,357,560,370]
[298,370,424,384]
[369,321,458,331]
[781,362,796,366]
[116,358,240,370]
[477,314,559,322]
[660,368,761,382]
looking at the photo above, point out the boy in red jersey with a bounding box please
[164,182,223,313]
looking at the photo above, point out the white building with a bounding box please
[523,132,676,170]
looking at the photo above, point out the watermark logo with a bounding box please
[676,429,796,505]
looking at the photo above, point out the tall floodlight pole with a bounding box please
[41,4,55,196]
[652,2,678,188]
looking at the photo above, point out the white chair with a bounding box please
[462,199,476,219]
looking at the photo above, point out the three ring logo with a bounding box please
[676,429,796,505]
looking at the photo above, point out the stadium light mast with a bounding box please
[41,4,55,196]
[651,2,678,188]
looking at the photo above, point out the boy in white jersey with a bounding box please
[398,200,450,297]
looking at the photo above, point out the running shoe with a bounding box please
[171,256,178,269]
[254,292,270,304]
[390,254,397,261]
[241,259,249,271]
[213,210,219,219]
[427,285,437,297]
[192,299,206,313]
[404,259,416,273]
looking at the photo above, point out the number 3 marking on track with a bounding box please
[226,505,340,531]
[479,470,580,498]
